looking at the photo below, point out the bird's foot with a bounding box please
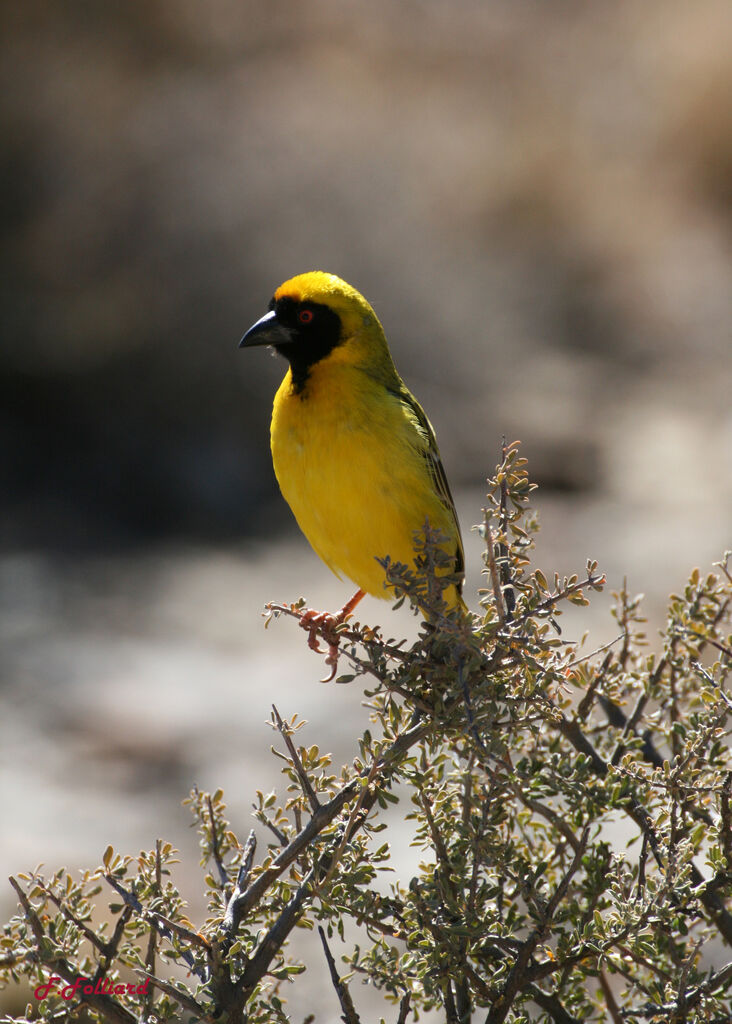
[297,609,347,682]
[298,589,366,682]
[299,608,337,653]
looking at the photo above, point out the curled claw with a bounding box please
[296,589,366,681]
[298,611,342,679]
[321,642,340,683]
[299,609,330,653]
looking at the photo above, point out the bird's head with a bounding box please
[240,272,396,387]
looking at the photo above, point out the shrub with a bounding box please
[2,445,731,1023]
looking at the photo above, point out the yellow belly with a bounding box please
[270,364,459,604]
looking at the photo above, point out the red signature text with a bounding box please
[34,975,150,1001]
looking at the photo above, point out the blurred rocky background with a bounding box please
[1,1,731,1018]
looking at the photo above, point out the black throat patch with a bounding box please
[272,296,343,393]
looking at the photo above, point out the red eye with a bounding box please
[298,309,314,324]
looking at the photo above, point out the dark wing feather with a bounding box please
[388,383,465,588]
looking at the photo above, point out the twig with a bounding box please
[483,511,506,624]
[512,571,605,627]
[566,633,624,672]
[239,829,257,890]
[721,773,732,872]
[272,704,321,812]
[318,926,362,1023]
[616,944,673,984]
[636,831,649,899]
[258,813,289,847]
[238,717,427,996]
[104,874,207,979]
[9,876,49,949]
[396,992,412,1024]
[598,970,623,1024]
[509,785,583,855]
[574,648,616,723]
[622,958,732,1019]
[680,625,732,660]
[143,839,162,1011]
[207,795,230,890]
[237,866,317,995]
[498,437,517,618]
[458,659,507,776]
[675,938,703,1017]
[137,969,211,1020]
[92,902,134,989]
[265,602,411,663]
[33,878,107,953]
[220,830,257,952]
[611,685,653,767]
[550,709,664,864]
[443,979,460,1024]
[315,754,383,896]
[528,984,584,1024]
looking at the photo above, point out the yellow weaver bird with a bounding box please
[240,271,465,674]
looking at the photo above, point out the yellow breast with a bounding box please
[270,359,459,603]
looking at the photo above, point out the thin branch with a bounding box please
[257,813,289,847]
[265,602,412,664]
[615,944,673,985]
[143,839,162,1012]
[722,773,732,872]
[207,796,230,890]
[636,831,649,899]
[574,648,616,722]
[220,830,257,953]
[508,783,582,855]
[92,903,134,987]
[318,926,362,1023]
[273,704,321,812]
[459,659,499,767]
[567,634,624,672]
[9,875,51,948]
[511,570,605,628]
[680,625,732,660]
[419,790,451,871]
[483,512,506,624]
[351,910,404,941]
[238,866,316,995]
[138,969,211,1021]
[675,939,704,1016]
[396,992,412,1024]
[315,754,383,896]
[498,437,517,618]
[528,984,584,1024]
[444,979,460,1024]
[34,878,107,953]
[104,874,208,979]
[598,970,623,1024]
[611,686,652,767]
[622,958,732,1019]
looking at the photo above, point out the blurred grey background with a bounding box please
[2,1,731,1018]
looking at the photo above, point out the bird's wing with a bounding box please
[387,383,465,583]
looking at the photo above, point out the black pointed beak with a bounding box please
[239,310,294,349]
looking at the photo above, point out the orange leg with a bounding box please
[299,589,366,681]
[339,588,367,619]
